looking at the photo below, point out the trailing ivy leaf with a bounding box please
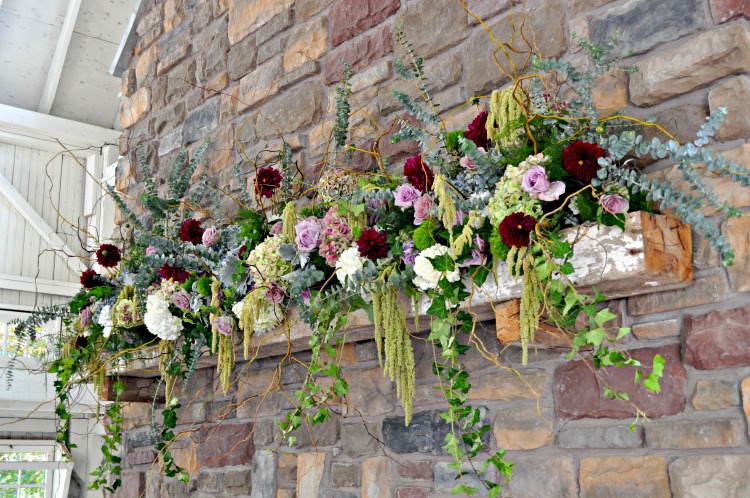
[427,295,449,320]
[429,254,455,271]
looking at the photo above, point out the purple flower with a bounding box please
[212,315,234,336]
[202,226,219,247]
[301,288,311,305]
[80,307,92,327]
[271,221,284,235]
[265,283,286,304]
[459,147,485,170]
[401,239,419,265]
[460,235,486,267]
[295,217,322,253]
[521,165,565,202]
[413,195,433,226]
[145,246,157,256]
[600,193,629,214]
[454,210,469,227]
[171,290,192,311]
[393,184,421,209]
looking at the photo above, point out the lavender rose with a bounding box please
[401,239,419,265]
[80,307,92,327]
[538,181,565,202]
[145,246,157,256]
[459,147,485,169]
[295,217,322,253]
[393,184,421,209]
[521,165,565,201]
[171,289,192,311]
[202,226,219,247]
[271,221,284,235]
[212,315,234,336]
[413,195,433,225]
[265,283,286,304]
[460,235,486,267]
[600,193,629,214]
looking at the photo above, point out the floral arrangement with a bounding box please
[13,32,750,496]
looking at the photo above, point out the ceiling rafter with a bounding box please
[0,170,86,275]
[37,0,82,114]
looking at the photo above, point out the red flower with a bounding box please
[465,111,490,148]
[96,244,121,268]
[498,212,537,248]
[562,140,606,183]
[179,218,204,244]
[158,263,191,283]
[357,227,390,261]
[403,155,434,192]
[80,269,99,289]
[255,167,283,198]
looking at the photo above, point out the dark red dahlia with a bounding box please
[80,269,99,289]
[96,243,121,267]
[357,227,390,261]
[498,212,537,248]
[74,334,88,351]
[158,263,191,283]
[403,154,434,192]
[179,218,204,244]
[561,140,606,183]
[255,166,283,198]
[465,111,490,148]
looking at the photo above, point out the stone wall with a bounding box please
[114,0,750,496]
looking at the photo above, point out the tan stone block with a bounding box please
[164,0,185,32]
[569,0,615,16]
[743,376,750,438]
[119,87,151,129]
[569,17,590,53]
[135,44,157,87]
[171,442,200,475]
[297,0,334,20]
[349,59,392,94]
[284,18,328,73]
[670,455,750,497]
[693,379,739,410]
[493,405,552,450]
[631,24,750,106]
[580,456,670,498]
[709,75,750,141]
[593,70,628,116]
[308,120,335,157]
[278,453,297,483]
[228,0,294,44]
[235,367,281,418]
[362,457,393,498]
[238,57,283,111]
[277,490,296,498]
[297,453,326,498]
[204,72,230,99]
[207,125,235,175]
[122,69,136,97]
[220,85,241,123]
[467,369,548,401]
[723,215,750,292]
[628,272,727,316]
[646,419,744,449]
[631,319,680,340]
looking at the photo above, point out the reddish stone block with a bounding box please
[397,461,434,481]
[195,422,255,468]
[324,24,393,83]
[684,304,750,370]
[120,472,145,498]
[329,0,400,47]
[378,116,419,161]
[710,0,750,23]
[126,449,157,467]
[554,345,687,420]
[396,487,430,498]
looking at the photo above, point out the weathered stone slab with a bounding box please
[228,0,294,44]
[709,75,750,141]
[646,419,744,449]
[692,379,738,410]
[580,456,669,498]
[557,425,643,449]
[329,0,399,47]
[670,455,750,497]
[684,303,750,369]
[506,454,577,498]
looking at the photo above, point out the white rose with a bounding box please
[335,246,365,286]
[412,244,460,291]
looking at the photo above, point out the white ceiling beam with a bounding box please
[37,0,83,114]
[110,0,144,77]
[0,103,121,151]
[0,274,80,297]
[0,170,86,275]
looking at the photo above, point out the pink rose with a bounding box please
[459,147,485,169]
[600,194,629,214]
[145,246,157,256]
[295,218,322,253]
[394,184,422,209]
[202,226,219,247]
[271,221,284,235]
[521,165,565,201]
[171,290,191,311]
[212,315,234,336]
[413,195,433,226]
[265,283,286,304]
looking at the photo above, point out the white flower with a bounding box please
[144,295,183,341]
[412,244,460,291]
[97,304,114,338]
[335,246,365,287]
[231,299,245,319]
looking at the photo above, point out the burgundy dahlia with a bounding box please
[255,166,283,198]
[179,218,204,244]
[80,269,99,289]
[403,154,434,192]
[357,227,390,261]
[158,263,191,283]
[96,243,121,268]
[498,212,537,248]
[465,111,490,148]
[561,140,606,183]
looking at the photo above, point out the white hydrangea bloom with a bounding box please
[97,304,114,338]
[144,295,183,341]
[335,246,365,287]
[412,244,460,291]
